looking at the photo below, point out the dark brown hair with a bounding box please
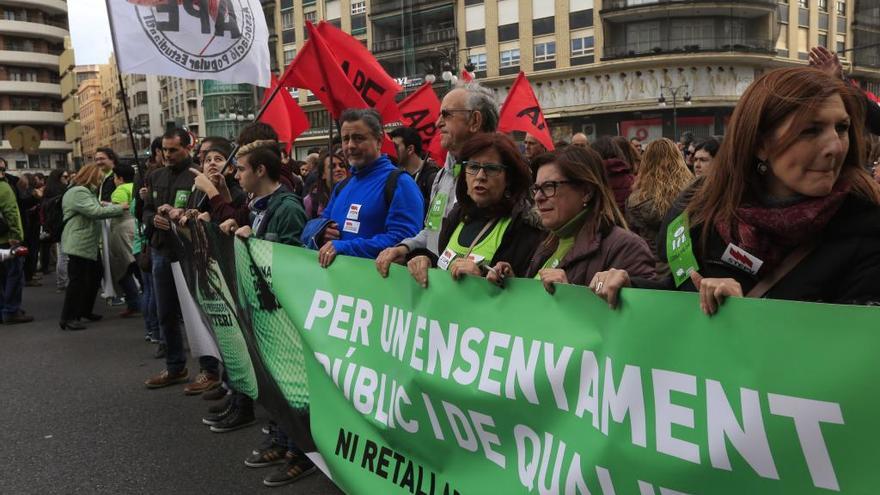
[612,135,641,173]
[687,67,880,244]
[533,146,628,234]
[455,133,532,219]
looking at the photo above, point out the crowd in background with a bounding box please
[0,47,879,489]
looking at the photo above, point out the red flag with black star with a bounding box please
[498,72,555,151]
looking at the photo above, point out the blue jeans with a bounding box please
[0,256,24,319]
[140,266,159,340]
[152,248,219,375]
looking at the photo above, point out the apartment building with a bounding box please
[160,77,205,138]
[277,0,879,151]
[0,0,71,171]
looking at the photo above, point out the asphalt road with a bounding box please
[0,274,344,495]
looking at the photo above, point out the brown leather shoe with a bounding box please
[144,368,189,389]
[183,371,220,396]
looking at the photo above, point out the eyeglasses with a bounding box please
[463,161,506,177]
[531,180,577,198]
[440,109,473,120]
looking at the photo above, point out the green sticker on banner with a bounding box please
[666,211,699,287]
[174,189,191,208]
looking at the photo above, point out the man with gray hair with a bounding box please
[302,108,424,267]
[375,81,499,276]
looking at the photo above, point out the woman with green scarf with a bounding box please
[490,145,655,293]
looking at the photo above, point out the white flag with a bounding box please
[106,0,270,87]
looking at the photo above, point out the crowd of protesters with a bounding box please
[1,43,879,489]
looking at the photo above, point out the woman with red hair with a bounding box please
[592,67,880,312]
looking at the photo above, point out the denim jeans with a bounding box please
[141,266,160,340]
[0,256,24,319]
[55,245,68,290]
[152,248,219,375]
[151,249,187,374]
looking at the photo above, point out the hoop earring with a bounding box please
[757,160,769,175]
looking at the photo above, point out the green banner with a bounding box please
[253,238,879,495]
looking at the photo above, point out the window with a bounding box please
[304,10,317,23]
[626,21,661,53]
[818,0,827,10]
[500,48,520,67]
[571,36,594,56]
[468,53,487,71]
[351,13,366,33]
[281,10,294,29]
[836,0,845,14]
[836,36,845,53]
[818,33,828,47]
[284,47,297,65]
[797,0,807,7]
[351,1,366,14]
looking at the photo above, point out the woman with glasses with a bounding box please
[592,67,880,313]
[303,147,349,219]
[488,146,655,293]
[406,133,542,287]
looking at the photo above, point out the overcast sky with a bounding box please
[67,0,113,65]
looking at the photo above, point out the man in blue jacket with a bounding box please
[309,108,423,267]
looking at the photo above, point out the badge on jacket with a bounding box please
[721,243,763,275]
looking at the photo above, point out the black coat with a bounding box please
[634,193,880,305]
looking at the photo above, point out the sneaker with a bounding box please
[153,343,166,359]
[209,407,256,433]
[202,401,236,425]
[244,443,288,468]
[183,371,220,396]
[262,453,316,487]
[207,395,234,415]
[144,368,189,389]
[252,428,277,455]
[4,311,34,325]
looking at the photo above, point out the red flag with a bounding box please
[279,23,367,119]
[498,72,555,152]
[316,22,402,123]
[397,83,441,151]
[259,75,309,153]
[460,69,474,82]
[426,133,446,166]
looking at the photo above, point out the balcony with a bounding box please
[0,110,65,125]
[0,50,60,70]
[187,89,198,102]
[187,113,200,125]
[371,0,454,16]
[372,27,456,53]
[603,38,775,60]
[0,20,68,41]
[1,0,68,14]
[0,81,61,96]
[601,0,774,21]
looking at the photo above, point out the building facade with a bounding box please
[160,77,205,138]
[77,78,102,162]
[0,0,71,171]
[59,39,100,169]
[202,81,259,141]
[278,0,880,152]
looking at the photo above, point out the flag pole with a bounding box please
[103,0,142,180]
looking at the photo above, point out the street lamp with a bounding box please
[658,84,692,141]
